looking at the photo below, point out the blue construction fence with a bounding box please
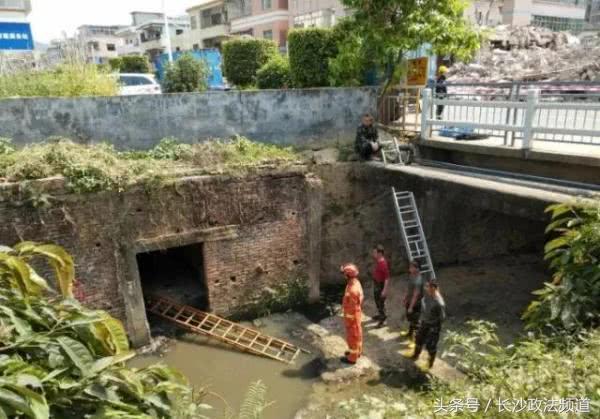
[154,49,225,89]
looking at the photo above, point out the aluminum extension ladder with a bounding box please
[146,295,308,364]
[392,188,436,281]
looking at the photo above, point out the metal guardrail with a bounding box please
[421,88,600,148]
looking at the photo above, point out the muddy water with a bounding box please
[131,327,321,418]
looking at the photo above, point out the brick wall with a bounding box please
[0,168,321,345]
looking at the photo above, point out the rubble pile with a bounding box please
[447,25,600,83]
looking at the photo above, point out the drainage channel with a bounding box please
[418,159,600,197]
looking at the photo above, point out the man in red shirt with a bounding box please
[372,244,390,327]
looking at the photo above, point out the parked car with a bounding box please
[117,73,162,96]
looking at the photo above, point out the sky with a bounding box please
[29,0,200,44]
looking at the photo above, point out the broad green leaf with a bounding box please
[90,352,135,375]
[93,314,130,355]
[544,236,569,253]
[56,336,93,374]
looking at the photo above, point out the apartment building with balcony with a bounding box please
[187,1,229,49]
[227,0,290,48]
[77,25,126,64]
[289,0,347,28]
[588,0,600,26]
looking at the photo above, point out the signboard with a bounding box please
[0,22,34,51]
[406,57,429,87]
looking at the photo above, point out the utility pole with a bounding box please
[161,0,174,63]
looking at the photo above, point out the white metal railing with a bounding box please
[421,89,600,149]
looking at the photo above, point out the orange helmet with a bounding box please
[341,263,359,279]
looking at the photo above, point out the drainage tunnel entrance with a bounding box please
[137,243,209,311]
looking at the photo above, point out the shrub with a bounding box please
[288,28,337,88]
[0,243,205,418]
[256,56,291,89]
[110,56,152,73]
[328,22,371,87]
[163,53,208,93]
[523,202,600,333]
[222,38,278,88]
[0,63,118,98]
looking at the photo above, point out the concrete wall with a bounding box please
[316,163,556,284]
[0,168,322,346]
[0,87,377,149]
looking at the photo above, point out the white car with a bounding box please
[117,73,162,96]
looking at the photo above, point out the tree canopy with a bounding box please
[338,0,481,65]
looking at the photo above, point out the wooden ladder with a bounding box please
[145,295,307,364]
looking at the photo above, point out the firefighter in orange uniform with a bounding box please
[340,263,364,365]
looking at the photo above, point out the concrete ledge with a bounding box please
[419,138,600,184]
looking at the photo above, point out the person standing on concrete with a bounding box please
[372,245,390,328]
[355,113,380,160]
[340,263,364,365]
[410,279,446,369]
[403,260,424,341]
[435,66,449,120]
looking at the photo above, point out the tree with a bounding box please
[338,0,481,90]
[0,242,204,418]
[288,28,337,88]
[222,38,278,88]
[256,56,291,89]
[163,53,209,93]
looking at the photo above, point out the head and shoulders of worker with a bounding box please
[340,263,363,293]
[408,260,422,282]
[437,65,449,83]
[424,278,445,307]
[372,244,387,263]
[358,113,376,131]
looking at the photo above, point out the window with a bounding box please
[532,15,585,32]
[262,0,272,10]
[176,29,184,35]
[193,43,200,51]
[263,30,273,40]
[211,13,223,25]
[201,7,224,28]
[119,75,153,86]
[106,43,116,51]
[191,16,198,30]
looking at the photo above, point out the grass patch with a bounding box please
[0,137,300,194]
[0,63,118,98]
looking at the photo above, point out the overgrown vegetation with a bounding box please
[288,28,337,88]
[222,38,279,88]
[0,63,118,98]
[339,321,600,418]
[256,56,291,89]
[523,202,600,333]
[0,137,299,194]
[163,53,209,93]
[230,278,309,321]
[0,243,205,418]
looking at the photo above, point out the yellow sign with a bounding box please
[406,57,429,87]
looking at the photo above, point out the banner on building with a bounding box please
[406,57,429,87]
[0,22,34,51]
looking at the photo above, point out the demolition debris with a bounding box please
[448,25,600,84]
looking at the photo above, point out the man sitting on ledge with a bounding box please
[355,113,381,160]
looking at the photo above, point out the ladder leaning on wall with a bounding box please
[145,295,308,364]
[391,188,436,281]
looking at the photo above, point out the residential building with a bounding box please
[502,0,587,31]
[186,0,230,49]
[119,13,190,61]
[289,0,348,28]
[228,0,290,48]
[77,25,126,64]
[464,1,504,26]
[588,0,600,26]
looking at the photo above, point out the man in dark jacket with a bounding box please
[355,114,380,160]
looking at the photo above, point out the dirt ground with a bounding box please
[293,253,548,418]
